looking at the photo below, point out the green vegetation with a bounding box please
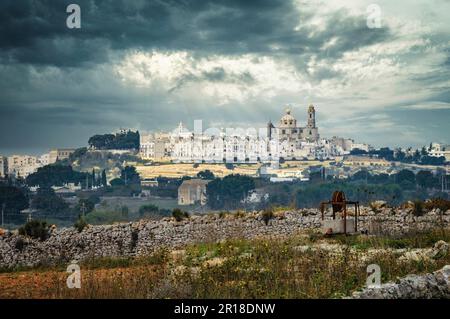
[424,198,450,212]
[172,208,189,222]
[413,200,425,217]
[0,184,28,224]
[138,204,159,218]
[8,229,448,298]
[31,187,69,214]
[333,229,450,250]
[26,165,87,188]
[261,207,274,225]
[206,174,255,209]
[85,206,130,225]
[350,146,446,165]
[74,216,88,233]
[294,182,403,208]
[88,130,139,150]
[18,220,49,241]
[196,170,215,180]
[120,166,140,185]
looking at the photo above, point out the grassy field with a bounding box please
[135,160,337,179]
[136,163,262,179]
[97,196,181,213]
[1,229,449,299]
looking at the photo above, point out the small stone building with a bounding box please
[178,179,211,206]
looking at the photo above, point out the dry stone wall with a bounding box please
[1,207,449,269]
[350,265,450,299]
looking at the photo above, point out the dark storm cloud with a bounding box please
[0,0,448,153]
[0,0,390,68]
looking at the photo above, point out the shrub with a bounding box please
[172,208,189,222]
[424,198,450,212]
[15,238,26,251]
[139,204,159,217]
[74,216,88,233]
[18,220,49,241]
[130,229,139,250]
[219,211,228,218]
[413,200,425,216]
[234,210,246,218]
[262,208,274,225]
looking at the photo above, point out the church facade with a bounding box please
[268,105,319,142]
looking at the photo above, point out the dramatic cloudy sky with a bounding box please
[0,0,449,155]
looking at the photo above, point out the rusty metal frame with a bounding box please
[320,191,360,235]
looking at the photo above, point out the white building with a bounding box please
[350,143,371,152]
[429,143,450,162]
[7,155,41,178]
[139,105,351,163]
[0,156,7,177]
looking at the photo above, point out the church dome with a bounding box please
[279,108,297,127]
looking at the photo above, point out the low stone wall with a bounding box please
[1,207,449,269]
[351,265,450,299]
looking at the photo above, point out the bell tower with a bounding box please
[307,104,316,128]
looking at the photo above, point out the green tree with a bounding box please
[101,169,107,186]
[206,174,255,210]
[0,185,28,224]
[31,187,69,214]
[139,204,159,217]
[18,220,49,241]
[75,195,99,215]
[120,166,140,185]
[396,169,415,185]
[110,178,125,186]
[197,170,215,180]
[416,170,434,189]
[26,165,87,187]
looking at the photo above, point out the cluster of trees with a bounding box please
[138,204,171,218]
[106,166,141,196]
[25,164,108,189]
[206,174,255,210]
[197,170,215,180]
[88,130,140,150]
[350,147,446,165]
[26,165,88,187]
[350,169,447,190]
[0,184,29,224]
[90,169,107,188]
[31,187,69,214]
[295,182,404,208]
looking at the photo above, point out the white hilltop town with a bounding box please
[139,104,370,163]
[0,104,449,183]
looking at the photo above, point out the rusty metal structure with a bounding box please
[320,191,360,235]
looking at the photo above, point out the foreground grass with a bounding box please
[0,229,449,298]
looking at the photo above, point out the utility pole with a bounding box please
[1,203,5,227]
[80,202,87,218]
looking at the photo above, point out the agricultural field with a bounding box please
[136,163,262,179]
